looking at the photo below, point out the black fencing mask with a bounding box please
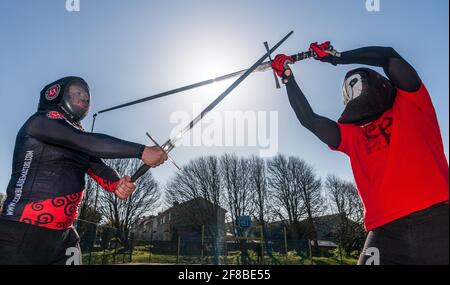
[339,68,396,125]
[38,76,90,122]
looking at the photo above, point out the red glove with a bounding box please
[310,41,332,60]
[272,54,295,77]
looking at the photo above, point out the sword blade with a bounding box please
[130,31,294,182]
[165,31,294,149]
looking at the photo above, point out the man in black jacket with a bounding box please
[0,76,168,265]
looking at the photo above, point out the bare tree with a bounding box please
[248,155,270,241]
[77,175,103,252]
[290,157,325,254]
[220,154,255,236]
[0,193,6,218]
[165,156,225,237]
[97,159,161,249]
[79,176,101,223]
[165,156,226,264]
[267,154,306,238]
[325,175,365,254]
[220,154,256,264]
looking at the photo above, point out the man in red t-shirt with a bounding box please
[272,43,449,265]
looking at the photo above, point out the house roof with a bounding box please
[137,197,227,223]
[311,240,338,247]
[267,213,355,227]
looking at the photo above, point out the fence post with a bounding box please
[87,223,97,265]
[309,240,314,265]
[224,240,227,265]
[129,234,134,263]
[148,244,152,264]
[224,225,227,265]
[177,236,181,264]
[201,225,205,262]
[101,248,106,265]
[260,226,264,265]
[88,237,93,265]
[113,242,117,264]
[284,226,288,264]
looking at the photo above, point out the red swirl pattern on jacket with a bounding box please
[19,192,83,230]
[87,168,119,193]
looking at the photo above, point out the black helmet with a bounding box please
[39,76,90,122]
[339,68,396,124]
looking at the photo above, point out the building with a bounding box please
[133,197,227,242]
[266,214,363,249]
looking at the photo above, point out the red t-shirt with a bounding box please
[332,84,449,231]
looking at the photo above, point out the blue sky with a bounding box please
[0,0,448,194]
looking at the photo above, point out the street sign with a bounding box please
[237,216,252,228]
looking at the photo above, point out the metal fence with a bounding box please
[74,219,356,265]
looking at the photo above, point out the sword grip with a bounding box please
[131,164,151,182]
[292,51,314,61]
[292,46,340,62]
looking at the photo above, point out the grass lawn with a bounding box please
[82,247,357,265]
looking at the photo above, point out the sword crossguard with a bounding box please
[264,41,281,89]
[146,133,181,171]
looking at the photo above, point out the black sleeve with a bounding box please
[330,46,421,92]
[285,77,341,148]
[27,113,145,159]
[88,157,120,182]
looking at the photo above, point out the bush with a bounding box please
[287,250,299,258]
[350,250,360,259]
[329,247,346,259]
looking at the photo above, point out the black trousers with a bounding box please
[359,203,449,265]
[0,219,81,265]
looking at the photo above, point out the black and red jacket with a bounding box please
[1,109,145,230]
